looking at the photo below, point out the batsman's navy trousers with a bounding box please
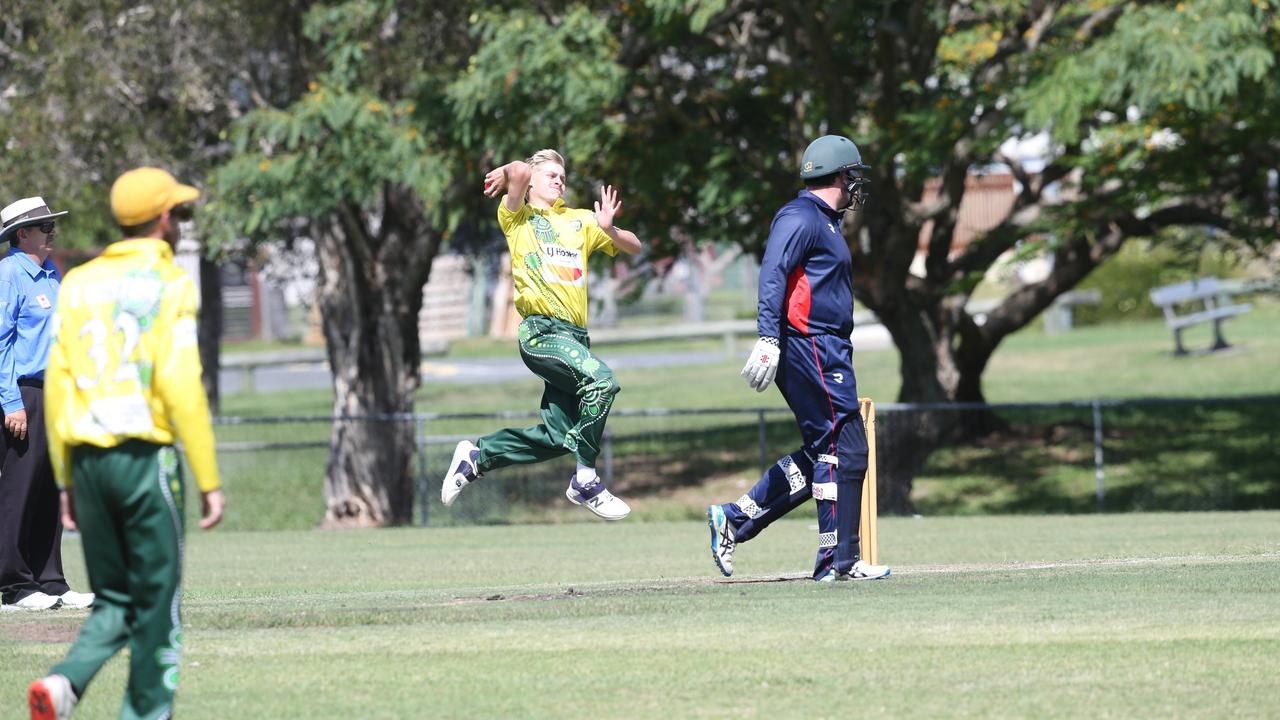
[720,332,868,578]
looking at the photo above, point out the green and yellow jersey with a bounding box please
[45,238,220,493]
[499,197,617,328]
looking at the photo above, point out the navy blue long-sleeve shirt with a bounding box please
[756,190,854,339]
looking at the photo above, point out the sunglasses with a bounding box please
[169,204,194,221]
[37,221,56,234]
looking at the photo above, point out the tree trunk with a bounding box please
[315,197,439,528]
[198,257,223,415]
[873,301,963,514]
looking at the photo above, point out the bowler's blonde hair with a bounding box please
[526,149,566,170]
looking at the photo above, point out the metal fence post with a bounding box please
[757,409,768,472]
[417,417,429,527]
[1092,400,1105,512]
[602,428,614,486]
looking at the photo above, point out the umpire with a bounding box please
[0,196,93,611]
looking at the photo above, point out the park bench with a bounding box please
[1043,288,1102,334]
[1149,277,1252,355]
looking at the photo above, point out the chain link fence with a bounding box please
[207,395,1280,530]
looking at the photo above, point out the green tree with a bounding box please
[0,0,316,410]
[205,1,483,527]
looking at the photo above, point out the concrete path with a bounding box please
[219,323,893,394]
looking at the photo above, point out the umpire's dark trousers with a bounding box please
[0,381,69,604]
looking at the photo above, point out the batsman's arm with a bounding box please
[755,210,811,339]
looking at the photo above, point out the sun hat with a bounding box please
[0,197,68,244]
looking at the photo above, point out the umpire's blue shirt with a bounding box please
[756,190,854,339]
[0,246,60,414]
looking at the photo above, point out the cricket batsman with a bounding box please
[706,135,891,582]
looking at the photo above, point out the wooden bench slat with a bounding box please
[1163,303,1252,329]
[1149,277,1252,354]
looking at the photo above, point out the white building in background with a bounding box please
[177,231,476,347]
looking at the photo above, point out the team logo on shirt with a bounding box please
[35,294,52,309]
[828,223,837,234]
[530,213,560,245]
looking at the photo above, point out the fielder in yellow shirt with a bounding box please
[441,149,642,521]
[29,168,224,720]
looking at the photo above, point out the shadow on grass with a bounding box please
[211,401,1280,528]
[913,402,1280,515]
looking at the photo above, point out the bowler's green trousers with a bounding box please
[52,440,185,720]
[477,315,619,471]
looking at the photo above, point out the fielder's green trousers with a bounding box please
[52,440,185,720]
[477,315,619,471]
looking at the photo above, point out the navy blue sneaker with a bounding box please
[817,560,891,582]
[441,440,481,506]
[565,475,631,521]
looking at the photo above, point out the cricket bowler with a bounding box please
[440,149,642,521]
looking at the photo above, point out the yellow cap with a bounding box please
[110,167,200,226]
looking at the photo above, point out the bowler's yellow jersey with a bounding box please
[499,197,617,328]
[45,238,220,492]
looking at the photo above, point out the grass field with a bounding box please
[3,513,1278,718]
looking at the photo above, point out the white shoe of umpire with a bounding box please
[565,476,631,521]
[9,592,62,610]
[28,673,77,720]
[59,591,95,610]
[440,440,482,507]
[706,504,735,577]
[819,559,892,582]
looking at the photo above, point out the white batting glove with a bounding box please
[741,336,780,392]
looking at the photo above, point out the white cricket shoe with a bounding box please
[707,504,735,577]
[565,476,630,521]
[440,440,481,506]
[59,591,95,609]
[8,592,63,610]
[28,674,77,720]
[818,559,892,582]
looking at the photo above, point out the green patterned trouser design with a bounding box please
[477,315,619,471]
[52,440,185,720]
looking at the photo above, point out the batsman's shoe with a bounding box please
[707,504,735,577]
[565,476,630,521]
[59,591,95,610]
[818,559,891,582]
[441,440,481,507]
[29,674,76,720]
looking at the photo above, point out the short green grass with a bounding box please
[3,513,1277,718]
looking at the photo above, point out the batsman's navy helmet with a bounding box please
[799,135,868,179]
